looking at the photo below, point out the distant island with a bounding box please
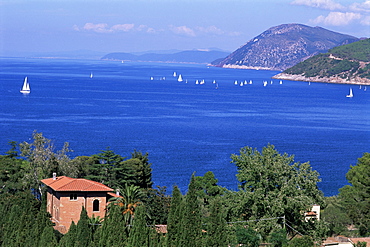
[211,23,359,71]
[101,49,230,64]
[273,38,370,85]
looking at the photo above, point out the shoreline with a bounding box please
[272,73,370,86]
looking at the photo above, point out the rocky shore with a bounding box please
[272,72,370,86]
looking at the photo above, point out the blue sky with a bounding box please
[0,0,369,55]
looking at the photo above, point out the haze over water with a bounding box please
[1,58,369,196]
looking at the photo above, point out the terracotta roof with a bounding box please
[305,211,317,216]
[41,176,113,192]
[350,238,370,247]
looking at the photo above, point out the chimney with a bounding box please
[116,189,120,196]
[52,172,56,180]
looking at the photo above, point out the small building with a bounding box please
[41,174,118,234]
[305,204,320,222]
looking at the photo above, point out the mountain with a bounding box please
[101,50,230,64]
[273,38,370,85]
[211,23,359,71]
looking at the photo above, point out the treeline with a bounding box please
[284,38,370,80]
[0,132,369,246]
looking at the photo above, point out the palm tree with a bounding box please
[108,184,146,226]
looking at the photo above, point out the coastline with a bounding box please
[272,72,370,86]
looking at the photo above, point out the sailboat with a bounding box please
[177,74,183,82]
[20,77,30,94]
[346,88,353,98]
[90,72,93,78]
[173,72,177,77]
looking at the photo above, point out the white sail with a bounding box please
[173,72,177,77]
[178,74,183,82]
[20,77,30,94]
[90,73,93,78]
[346,88,353,98]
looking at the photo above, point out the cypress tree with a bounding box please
[74,207,92,247]
[166,185,183,247]
[59,221,77,247]
[179,174,202,246]
[206,198,227,247]
[38,225,58,247]
[98,204,127,247]
[127,205,149,247]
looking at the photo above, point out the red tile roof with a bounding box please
[41,176,113,192]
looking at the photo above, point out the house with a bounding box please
[321,236,370,247]
[41,173,119,234]
[305,204,320,222]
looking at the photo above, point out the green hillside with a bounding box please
[284,39,370,80]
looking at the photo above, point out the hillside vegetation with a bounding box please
[276,39,370,84]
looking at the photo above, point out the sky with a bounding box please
[0,0,369,55]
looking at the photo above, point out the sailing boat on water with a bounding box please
[90,72,93,78]
[20,77,30,94]
[177,74,183,82]
[346,88,353,98]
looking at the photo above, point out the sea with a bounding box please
[1,57,369,197]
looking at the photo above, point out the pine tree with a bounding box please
[166,185,183,247]
[179,174,203,246]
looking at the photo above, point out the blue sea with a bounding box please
[1,57,369,196]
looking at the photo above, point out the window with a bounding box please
[93,199,99,212]
[70,193,77,200]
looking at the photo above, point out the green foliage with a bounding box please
[166,186,183,247]
[144,186,171,225]
[85,149,153,190]
[59,221,77,247]
[179,174,203,246]
[287,235,314,247]
[268,228,288,247]
[339,152,370,236]
[321,196,352,235]
[127,205,150,247]
[330,38,370,62]
[284,39,370,80]
[98,203,128,247]
[205,197,227,246]
[38,225,58,247]
[230,144,325,238]
[235,227,261,247]
[19,131,75,197]
[194,171,225,205]
[74,207,92,247]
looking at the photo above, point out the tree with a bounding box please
[179,174,203,246]
[144,186,171,225]
[321,196,352,235]
[230,144,325,238]
[127,205,150,247]
[205,197,227,246]
[38,225,58,247]
[74,207,92,247]
[108,184,145,227]
[122,150,153,189]
[85,148,126,188]
[166,185,183,247]
[194,171,225,205]
[339,152,370,236]
[19,131,74,197]
[235,227,261,247]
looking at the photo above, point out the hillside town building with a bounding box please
[41,173,119,233]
